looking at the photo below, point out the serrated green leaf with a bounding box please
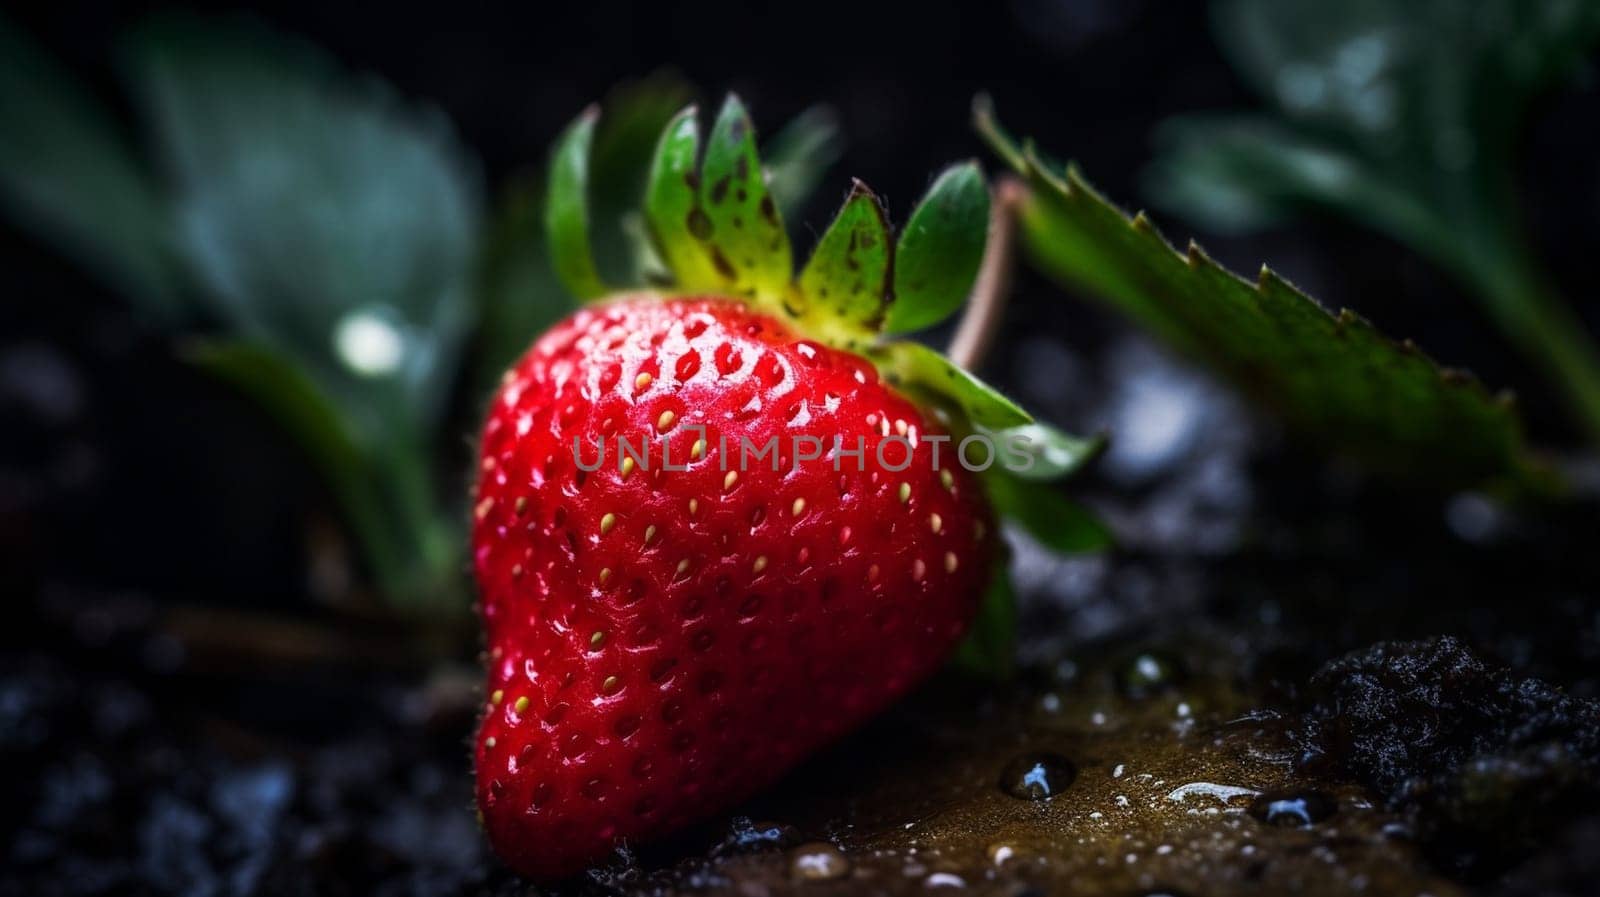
[984,471,1114,555]
[1146,0,1600,444]
[878,340,1031,430]
[952,559,1016,680]
[546,106,606,301]
[985,421,1106,482]
[696,94,791,304]
[795,181,891,347]
[886,162,990,334]
[978,104,1545,491]
[0,13,178,319]
[762,104,844,223]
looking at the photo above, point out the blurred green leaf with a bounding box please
[979,102,1546,492]
[985,471,1114,554]
[586,76,695,287]
[1146,0,1600,443]
[476,172,567,384]
[124,17,482,604]
[877,340,1031,430]
[0,14,178,317]
[126,17,483,441]
[185,339,413,596]
[886,162,991,334]
[762,105,844,223]
[953,559,1016,680]
[546,106,606,301]
[795,181,891,346]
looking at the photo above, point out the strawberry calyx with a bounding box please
[546,94,1032,439]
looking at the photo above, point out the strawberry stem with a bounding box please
[948,177,1024,370]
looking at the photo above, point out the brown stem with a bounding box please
[948,176,1026,370]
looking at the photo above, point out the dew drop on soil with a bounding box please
[999,752,1077,800]
[1117,650,1187,698]
[1249,790,1337,827]
[790,841,850,880]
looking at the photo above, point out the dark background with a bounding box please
[2,0,1598,648]
[5,4,1600,894]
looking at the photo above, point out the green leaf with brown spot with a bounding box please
[886,161,990,334]
[879,340,1031,430]
[696,94,791,304]
[795,180,891,346]
[644,105,724,292]
[546,106,605,301]
[976,101,1547,492]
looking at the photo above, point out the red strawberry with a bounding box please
[472,296,996,879]
[466,92,1047,879]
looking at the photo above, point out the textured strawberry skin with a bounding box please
[472,295,995,879]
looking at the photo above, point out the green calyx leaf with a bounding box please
[983,471,1113,555]
[985,421,1107,482]
[794,180,892,347]
[564,93,994,351]
[696,94,794,300]
[557,93,1105,508]
[546,106,605,301]
[886,161,991,334]
[875,340,1030,430]
[975,99,1549,493]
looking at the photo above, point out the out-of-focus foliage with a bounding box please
[0,16,177,318]
[979,101,1546,493]
[1146,0,1600,444]
[953,557,1016,680]
[761,105,845,225]
[0,13,483,603]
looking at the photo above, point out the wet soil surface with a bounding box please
[5,338,1600,896]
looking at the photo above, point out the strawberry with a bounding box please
[472,95,1039,879]
[472,295,997,878]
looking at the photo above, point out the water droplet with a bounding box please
[790,841,850,880]
[1117,650,1186,698]
[1249,790,1336,827]
[713,817,799,856]
[999,752,1076,800]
